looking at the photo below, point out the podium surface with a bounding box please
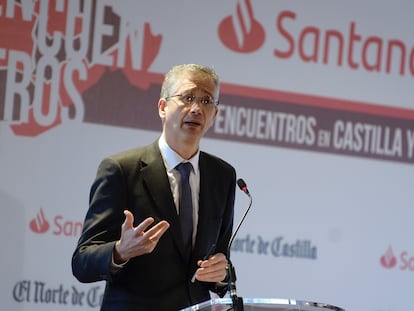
[181,298,345,311]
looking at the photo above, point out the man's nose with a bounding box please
[189,100,202,112]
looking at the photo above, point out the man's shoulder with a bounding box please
[98,141,160,172]
[200,151,235,172]
[107,141,158,161]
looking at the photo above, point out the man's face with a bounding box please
[159,74,218,149]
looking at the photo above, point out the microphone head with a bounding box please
[237,178,246,189]
[237,178,249,195]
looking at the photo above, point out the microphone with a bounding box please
[228,179,252,253]
[237,179,250,196]
[226,178,252,311]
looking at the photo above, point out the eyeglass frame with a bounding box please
[164,93,220,108]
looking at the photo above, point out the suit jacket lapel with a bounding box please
[193,153,221,259]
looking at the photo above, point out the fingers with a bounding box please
[122,210,154,233]
[198,252,226,267]
[134,217,155,235]
[138,221,170,256]
[195,253,228,282]
[122,210,170,242]
[117,212,170,260]
[196,268,227,282]
[147,221,170,243]
[122,210,135,230]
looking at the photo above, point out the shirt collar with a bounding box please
[158,135,200,173]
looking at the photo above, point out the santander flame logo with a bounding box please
[29,208,84,237]
[29,208,50,234]
[218,0,265,53]
[380,245,397,269]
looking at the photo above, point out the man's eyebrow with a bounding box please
[180,88,215,97]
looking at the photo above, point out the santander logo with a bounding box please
[29,208,83,237]
[218,0,265,53]
[29,208,50,234]
[380,244,414,272]
[380,245,397,269]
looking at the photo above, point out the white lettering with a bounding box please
[65,0,92,60]
[407,130,414,159]
[32,56,60,126]
[37,0,64,56]
[62,61,87,122]
[214,105,316,145]
[333,120,402,157]
[4,50,32,123]
[116,19,145,69]
[92,0,114,66]
[6,0,35,20]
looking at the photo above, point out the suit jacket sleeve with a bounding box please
[72,156,128,283]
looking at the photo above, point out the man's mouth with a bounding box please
[184,120,201,126]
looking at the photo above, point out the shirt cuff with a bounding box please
[110,252,129,273]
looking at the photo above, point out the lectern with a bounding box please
[181,297,345,311]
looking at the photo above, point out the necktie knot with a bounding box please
[176,162,192,181]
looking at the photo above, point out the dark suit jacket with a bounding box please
[72,140,236,311]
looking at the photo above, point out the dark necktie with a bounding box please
[176,162,193,261]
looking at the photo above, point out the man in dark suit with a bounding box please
[72,64,236,310]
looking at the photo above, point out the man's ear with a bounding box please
[158,98,167,121]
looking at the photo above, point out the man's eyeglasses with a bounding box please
[165,93,219,107]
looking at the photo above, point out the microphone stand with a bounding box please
[227,260,244,311]
[226,179,252,311]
